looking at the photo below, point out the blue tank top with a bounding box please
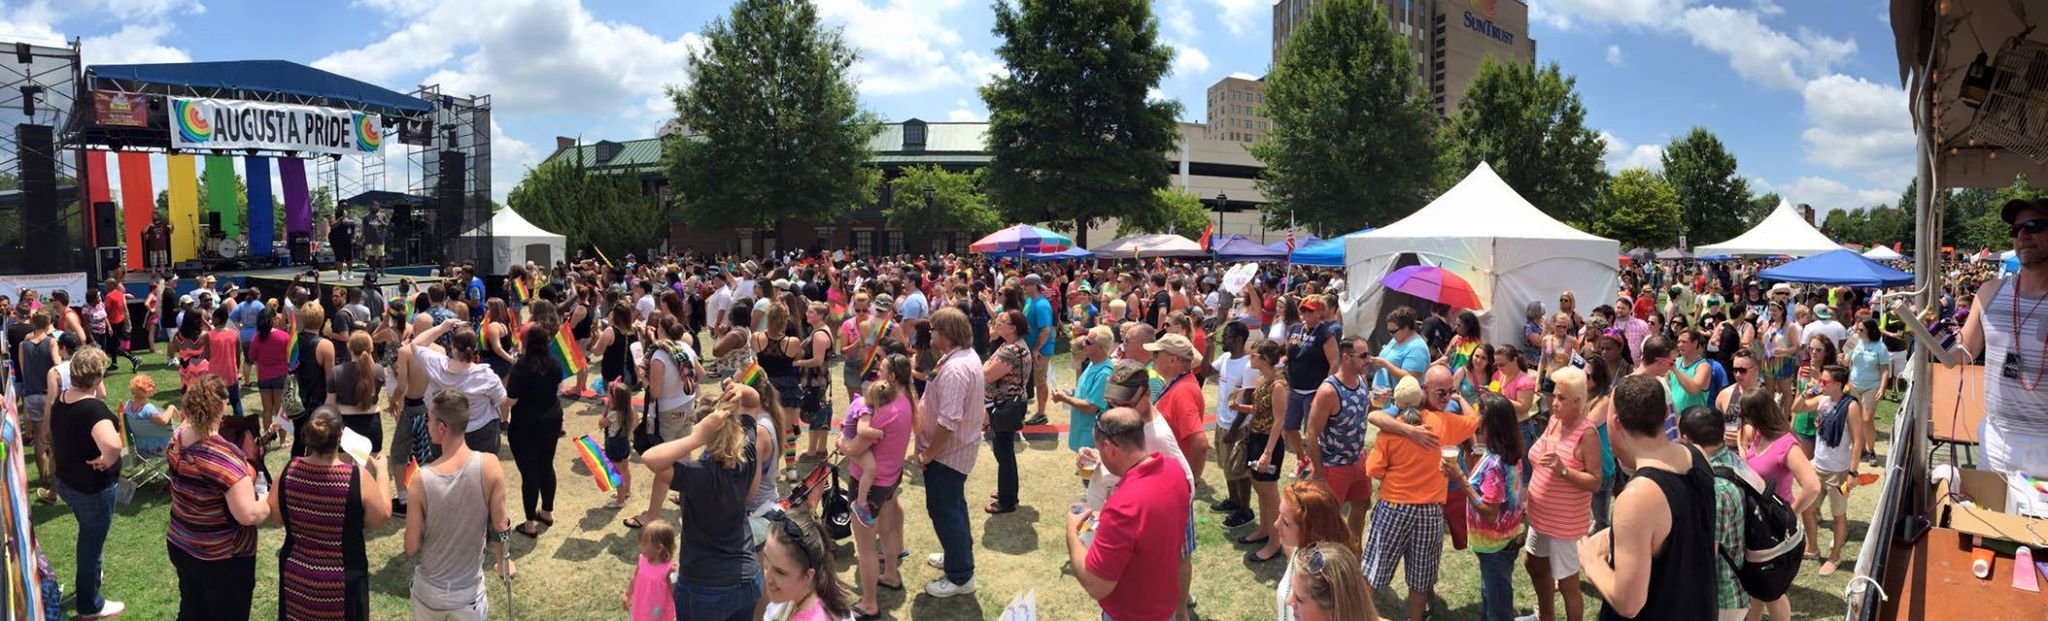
[1319,375,1370,467]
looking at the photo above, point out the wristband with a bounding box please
[491,527,511,543]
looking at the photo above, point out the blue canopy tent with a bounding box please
[1025,248,1095,261]
[1757,249,1914,287]
[1288,228,1372,266]
[1214,236,1287,261]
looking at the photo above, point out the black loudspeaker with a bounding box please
[289,232,310,265]
[92,201,118,247]
[17,124,58,272]
[206,211,223,235]
[437,152,465,250]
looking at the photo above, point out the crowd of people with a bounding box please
[0,195,2042,620]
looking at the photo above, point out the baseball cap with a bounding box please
[1023,273,1042,286]
[2001,197,2045,224]
[1299,298,1326,313]
[1144,333,1200,361]
[1815,305,1833,320]
[1103,359,1150,404]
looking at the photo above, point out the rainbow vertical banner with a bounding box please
[244,156,274,256]
[166,154,200,261]
[280,158,311,237]
[573,435,620,493]
[204,155,240,237]
[114,152,156,267]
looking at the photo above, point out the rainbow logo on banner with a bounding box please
[174,99,212,143]
[574,435,621,493]
[354,113,382,152]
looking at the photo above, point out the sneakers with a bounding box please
[925,553,946,570]
[78,600,126,620]
[924,577,976,598]
[1222,509,1256,529]
[1209,499,1242,513]
[854,502,877,528]
[1514,615,1541,621]
[1023,414,1049,426]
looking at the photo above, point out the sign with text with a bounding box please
[92,91,149,127]
[169,97,383,157]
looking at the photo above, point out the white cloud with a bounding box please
[490,118,540,201]
[1606,44,1625,67]
[318,0,703,121]
[1528,0,1689,30]
[1778,176,1894,213]
[1675,8,1855,90]
[1228,72,1258,81]
[1204,0,1262,36]
[81,23,192,66]
[955,50,1008,86]
[816,0,1001,96]
[1753,0,1783,16]
[1172,46,1210,77]
[1601,132,1665,172]
[1799,73,1913,184]
[70,0,203,21]
[947,108,978,121]
[1159,0,1200,42]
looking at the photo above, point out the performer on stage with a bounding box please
[363,208,389,279]
[144,213,173,276]
[1937,197,2048,475]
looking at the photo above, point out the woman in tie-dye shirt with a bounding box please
[1447,392,1525,621]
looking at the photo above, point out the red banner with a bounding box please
[92,91,149,127]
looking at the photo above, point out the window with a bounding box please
[887,231,904,254]
[852,228,874,256]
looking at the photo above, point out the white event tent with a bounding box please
[462,208,567,273]
[1694,200,1844,257]
[1344,162,1619,344]
[1862,246,1904,260]
[1091,233,1205,259]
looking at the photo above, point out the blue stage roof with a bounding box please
[88,60,432,116]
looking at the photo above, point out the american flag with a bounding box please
[1285,227,1295,252]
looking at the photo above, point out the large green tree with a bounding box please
[507,159,665,258]
[1251,0,1434,235]
[979,0,1181,247]
[1118,189,1210,238]
[1436,58,1607,226]
[664,0,881,230]
[1660,128,1750,246]
[883,166,1000,237]
[1745,191,1781,228]
[1591,168,1682,251]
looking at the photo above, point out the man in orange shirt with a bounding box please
[1364,365,1480,621]
[1146,334,1209,482]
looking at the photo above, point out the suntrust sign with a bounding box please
[1463,10,1517,45]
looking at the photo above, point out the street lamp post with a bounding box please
[1215,192,1228,242]
[924,182,937,252]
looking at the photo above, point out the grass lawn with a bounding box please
[29,349,1888,620]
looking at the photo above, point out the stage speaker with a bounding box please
[437,152,465,256]
[92,201,118,247]
[94,247,123,282]
[289,231,311,265]
[206,211,223,235]
[16,124,58,272]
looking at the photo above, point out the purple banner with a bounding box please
[280,157,311,235]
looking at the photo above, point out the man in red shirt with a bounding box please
[1067,406,1190,621]
[100,278,140,370]
[1145,333,1209,481]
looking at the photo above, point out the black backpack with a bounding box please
[1712,465,1805,601]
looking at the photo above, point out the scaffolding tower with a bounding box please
[407,84,491,266]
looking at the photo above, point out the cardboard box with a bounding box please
[1934,467,2048,548]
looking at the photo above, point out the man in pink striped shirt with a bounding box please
[915,307,985,598]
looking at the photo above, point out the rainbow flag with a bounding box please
[733,361,764,388]
[574,434,620,493]
[550,322,586,380]
[284,312,302,371]
[511,278,534,303]
[403,458,419,489]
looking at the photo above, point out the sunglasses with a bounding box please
[1733,366,1756,375]
[1298,545,1329,575]
[1431,388,1453,397]
[2013,219,2048,237]
[765,510,819,568]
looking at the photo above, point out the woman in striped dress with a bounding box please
[268,407,392,621]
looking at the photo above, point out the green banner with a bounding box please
[203,155,240,237]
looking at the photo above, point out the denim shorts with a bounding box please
[673,569,763,621]
[256,376,286,391]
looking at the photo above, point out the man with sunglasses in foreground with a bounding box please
[1922,197,2048,478]
[1066,406,1191,621]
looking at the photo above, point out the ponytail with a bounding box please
[348,331,376,406]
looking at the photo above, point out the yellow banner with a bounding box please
[166,154,199,261]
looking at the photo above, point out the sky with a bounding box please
[16,0,1912,216]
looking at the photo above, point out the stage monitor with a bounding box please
[16,124,59,272]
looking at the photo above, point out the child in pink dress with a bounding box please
[624,520,677,621]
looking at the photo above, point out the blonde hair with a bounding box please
[299,302,326,332]
[1392,376,1423,409]
[639,519,677,564]
[863,377,900,410]
[1550,366,1588,403]
[1086,325,1114,351]
[702,403,749,470]
[69,347,108,391]
[1291,542,1374,621]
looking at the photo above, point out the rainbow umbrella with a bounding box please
[1378,265,1483,311]
[970,224,1073,255]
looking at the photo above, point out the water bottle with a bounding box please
[255,472,271,498]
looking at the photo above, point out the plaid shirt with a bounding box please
[1708,447,1752,609]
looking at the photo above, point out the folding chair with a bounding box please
[115,406,173,505]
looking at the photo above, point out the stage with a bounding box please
[122,264,442,302]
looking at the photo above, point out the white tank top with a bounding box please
[1984,278,2048,431]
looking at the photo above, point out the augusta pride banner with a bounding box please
[170,97,383,157]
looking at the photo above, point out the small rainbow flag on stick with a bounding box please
[284,312,302,371]
[574,434,621,493]
[733,361,765,388]
[510,278,534,303]
[550,322,587,380]
[403,458,419,489]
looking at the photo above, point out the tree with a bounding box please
[1118,189,1211,238]
[663,0,881,230]
[1251,0,1435,235]
[508,159,665,259]
[883,166,1000,237]
[1745,191,1781,229]
[1437,58,1608,226]
[1660,128,1750,246]
[1590,168,1682,251]
[980,0,1182,247]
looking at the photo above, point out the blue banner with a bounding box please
[245,156,274,256]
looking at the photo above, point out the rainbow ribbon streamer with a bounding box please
[552,323,588,380]
[857,319,895,379]
[574,434,621,493]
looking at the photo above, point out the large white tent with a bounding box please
[1862,246,1904,260]
[1091,233,1205,259]
[1694,200,1843,257]
[462,208,567,273]
[1344,163,1619,345]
